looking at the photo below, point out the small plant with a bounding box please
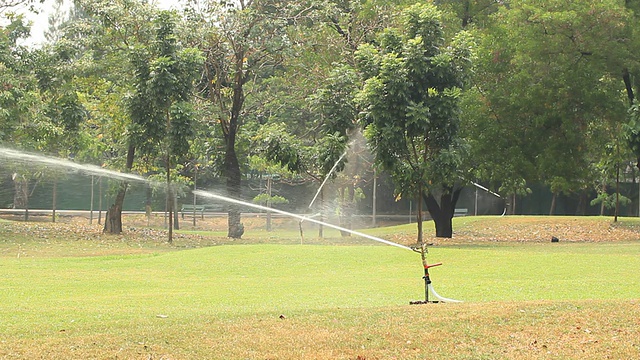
[252,193,289,207]
[591,192,631,212]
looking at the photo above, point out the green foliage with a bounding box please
[625,101,640,159]
[435,0,505,29]
[498,178,532,197]
[465,0,634,209]
[0,15,46,148]
[4,0,640,223]
[252,193,289,207]
[356,3,472,196]
[316,132,348,176]
[590,192,631,210]
[128,11,203,162]
[308,64,359,137]
[251,123,304,173]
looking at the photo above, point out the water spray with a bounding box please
[308,150,347,209]
[468,179,507,216]
[0,147,148,183]
[194,190,412,251]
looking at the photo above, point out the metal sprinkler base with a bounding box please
[409,300,441,305]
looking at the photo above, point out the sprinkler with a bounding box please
[410,261,462,304]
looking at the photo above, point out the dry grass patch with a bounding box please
[1,301,638,359]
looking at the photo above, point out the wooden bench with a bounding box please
[181,204,206,219]
[454,208,468,217]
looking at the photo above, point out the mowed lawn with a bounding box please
[0,217,639,359]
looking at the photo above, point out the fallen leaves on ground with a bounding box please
[392,216,640,246]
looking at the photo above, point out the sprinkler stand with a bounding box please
[410,262,462,305]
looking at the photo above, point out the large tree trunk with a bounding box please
[423,187,463,238]
[225,145,244,239]
[222,51,246,239]
[104,183,127,234]
[104,144,135,234]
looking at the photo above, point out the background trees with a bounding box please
[3,0,640,237]
[186,0,307,238]
[465,0,636,216]
[70,0,158,234]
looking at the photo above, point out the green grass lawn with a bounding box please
[1,217,639,359]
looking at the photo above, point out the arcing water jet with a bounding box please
[0,147,147,183]
[308,150,347,209]
[194,189,412,251]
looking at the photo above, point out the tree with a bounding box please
[69,0,158,234]
[33,41,88,222]
[188,0,310,238]
[0,0,42,13]
[308,65,361,234]
[434,0,504,29]
[255,1,410,236]
[623,1,640,170]
[467,0,633,214]
[0,13,56,220]
[356,3,473,243]
[0,14,43,147]
[126,11,202,242]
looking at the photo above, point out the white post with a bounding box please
[98,177,102,225]
[90,175,94,224]
[372,168,377,227]
[193,166,197,228]
[474,186,478,216]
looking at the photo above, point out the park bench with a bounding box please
[454,208,468,217]
[180,204,206,219]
